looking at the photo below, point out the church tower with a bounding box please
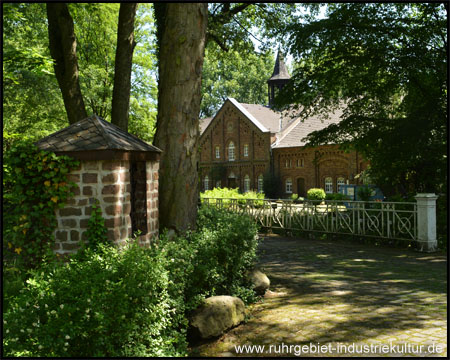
[268,50,291,108]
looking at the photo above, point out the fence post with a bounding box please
[414,193,439,252]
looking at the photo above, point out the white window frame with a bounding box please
[215,146,220,159]
[297,159,304,168]
[228,142,235,161]
[244,175,250,193]
[324,177,333,193]
[286,178,293,193]
[337,177,345,192]
[243,144,249,157]
[257,174,264,193]
[204,175,209,191]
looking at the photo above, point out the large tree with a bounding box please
[111,3,138,130]
[46,3,87,124]
[275,3,447,195]
[153,3,208,233]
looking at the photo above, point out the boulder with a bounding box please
[189,296,246,339]
[248,269,270,295]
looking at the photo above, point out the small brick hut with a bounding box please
[36,115,162,256]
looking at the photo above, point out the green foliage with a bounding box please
[81,201,109,252]
[357,186,373,202]
[291,193,299,201]
[436,193,447,251]
[201,46,275,117]
[307,188,326,201]
[200,187,265,206]
[325,193,350,201]
[277,3,447,195]
[3,3,157,143]
[2,242,187,357]
[3,138,79,268]
[3,206,260,357]
[162,206,260,310]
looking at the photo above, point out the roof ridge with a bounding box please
[228,98,269,133]
[92,115,115,148]
[272,117,302,148]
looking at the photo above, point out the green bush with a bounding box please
[357,185,373,202]
[307,188,326,201]
[291,193,299,201]
[3,138,79,268]
[325,193,350,201]
[3,207,260,357]
[200,187,265,206]
[3,242,188,357]
[162,206,260,310]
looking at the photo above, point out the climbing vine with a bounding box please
[3,138,80,268]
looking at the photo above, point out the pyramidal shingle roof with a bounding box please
[268,51,290,81]
[36,115,161,153]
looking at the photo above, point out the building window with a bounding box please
[296,159,304,168]
[228,142,235,161]
[324,177,333,193]
[337,177,345,192]
[258,174,264,193]
[215,146,220,159]
[244,175,250,193]
[244,144,249,157]
[286,178,293,193]
[285,159,290,168]
[227,122,233,133]
[216,180,221,188]
[204,175,209,191]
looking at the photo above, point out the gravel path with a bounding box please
[190,234,447,357]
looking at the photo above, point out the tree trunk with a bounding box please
[46,3,87,124]
[154,3,208,233]
[111,3,137,131]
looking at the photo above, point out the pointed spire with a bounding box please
[269,49,290,81]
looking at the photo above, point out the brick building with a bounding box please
[199,51,368,197]
[36,115,161,255]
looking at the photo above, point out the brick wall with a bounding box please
[274,144,365,197]
[53,159,159,256]
[199,101,271,191]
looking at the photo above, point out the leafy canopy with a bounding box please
[275,3,447,195]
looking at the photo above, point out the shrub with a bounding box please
[291,193,299,201]
[307,188,326,201]
[357,185,373,202]
[160,206,260,311]
[81,200,109,252]
[200,187,265,206]
[3,242,188,357]
[325,193,350,201]
[3,138,79,268]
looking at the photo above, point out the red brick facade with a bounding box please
[53,159,159,256]
[199,100,368,197]
[199,101,271,191]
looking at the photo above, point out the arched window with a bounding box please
[204,175,209,191]
[215,146,220,159]
[324,177,333,193]
[243,144,249,157]
[286,178,293,193]
[228,142,235,161]
[337,177,345,192]
[244,175,250,193]
[257,174,264,193]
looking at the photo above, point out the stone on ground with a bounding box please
[247,269,270,295]
[190,296,246,339]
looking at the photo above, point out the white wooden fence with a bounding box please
[201,193,438,252]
